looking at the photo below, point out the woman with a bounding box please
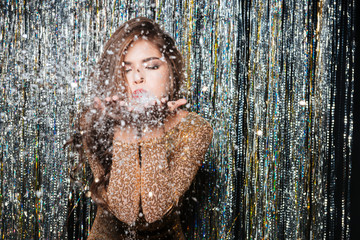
[67,17,213,239]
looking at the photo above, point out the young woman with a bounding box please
[67,17,213,239]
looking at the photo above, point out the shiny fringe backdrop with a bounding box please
[0,0,355,239]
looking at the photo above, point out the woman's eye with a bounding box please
[147,65,159,70]
[125,69,132,73]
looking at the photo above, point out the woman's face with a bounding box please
[123,39,172,102]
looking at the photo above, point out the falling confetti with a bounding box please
[0,0,355,239]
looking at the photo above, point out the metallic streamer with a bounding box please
[0,0,354,239]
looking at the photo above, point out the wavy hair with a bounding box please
[64,16,185,209]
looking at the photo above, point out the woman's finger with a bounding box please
[93,97,105,111]
[167,98,187,112]
[105,97,112,105]
[161,97,167,104]
[112,95,119,101]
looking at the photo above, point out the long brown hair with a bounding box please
[64,17,185,209]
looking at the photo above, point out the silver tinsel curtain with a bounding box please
[0,0,355,239]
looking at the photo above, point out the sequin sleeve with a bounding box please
[134,114,213,224]
[82,136,105,180]
[79,110,105,180]
[170,117,213,206]
[106,141,141,225]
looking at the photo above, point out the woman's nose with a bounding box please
[134,68,144,84]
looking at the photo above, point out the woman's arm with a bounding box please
[78,108,106,181]
[169,120,213,206]
[81,135,105,181]
[139,115,213,223]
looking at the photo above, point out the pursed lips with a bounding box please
[132,89,147,98]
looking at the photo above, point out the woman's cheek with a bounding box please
[146,70,169,97]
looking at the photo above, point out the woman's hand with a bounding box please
[92,95,188,125]
[162,98,187,113]
[92,96,188,142]
[94,95,187,113]
[93,95,125,113]
[93,96,130,123]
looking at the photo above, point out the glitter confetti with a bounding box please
[0,0,354,239]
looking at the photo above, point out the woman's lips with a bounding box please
[132,89,147,99]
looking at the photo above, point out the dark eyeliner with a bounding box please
[147,65,159,70]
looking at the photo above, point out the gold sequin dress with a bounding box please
[84,112,213,240]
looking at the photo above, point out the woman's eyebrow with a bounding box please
[124,57,160,65]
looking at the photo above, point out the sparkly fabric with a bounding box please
[87,205,185,240]
[86,112,213,239]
